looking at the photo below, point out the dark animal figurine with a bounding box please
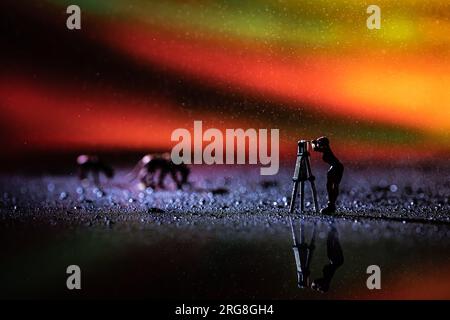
[129,153,190,190]
[77,155,114,185]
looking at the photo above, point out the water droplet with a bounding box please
[47,183,55,192]
[95,189,104,198]
[389,184,398,192]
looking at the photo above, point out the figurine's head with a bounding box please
[142,154,153,165]
[77,154,98,165]
[311,136,330,152]
[162,152,171,161]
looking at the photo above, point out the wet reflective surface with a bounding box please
[1,215,449,299]
[0,166,449,299]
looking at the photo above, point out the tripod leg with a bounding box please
[306,157,320,213]
[289,181,299,214]
[300,180,305,212]
[310,181,319,213]
[300,221,305,244]
[289,217,298,246]
[289,154,303,214]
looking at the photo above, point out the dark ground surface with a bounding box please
[0,162,449,299]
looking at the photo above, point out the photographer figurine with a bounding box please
[311,137,344,214]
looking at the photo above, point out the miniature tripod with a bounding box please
[289,140,319,213]
[289,217,316,288]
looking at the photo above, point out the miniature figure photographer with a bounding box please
[311,137,344,214]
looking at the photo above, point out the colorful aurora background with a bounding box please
[1,0,449,164]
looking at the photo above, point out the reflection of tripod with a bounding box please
[288,217,344,292]
[289,140,319,213]
[289,217,316,288]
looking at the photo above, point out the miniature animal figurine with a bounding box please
[77,155,114,185]
[129,153,190,190]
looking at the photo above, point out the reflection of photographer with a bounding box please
[311,225,344,293]
[311,137,344,214]
[290,218,344,293]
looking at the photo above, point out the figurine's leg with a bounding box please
[145,172,156,188]
[170,169,182,189]
[327,179,335,207]
[78,167,87,181]
[158,169,167,189]
[180,167,190,185]
[140,173,148,187]
[329,182,338,208]
[93,170,100,185]
[321,169,337,214]
[327,226,344,266]
[328,164,344,210]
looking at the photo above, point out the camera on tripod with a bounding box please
[297,140,310,154]
[290,136,343,215]
[289,139,319,214]
[297,138,328,153]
